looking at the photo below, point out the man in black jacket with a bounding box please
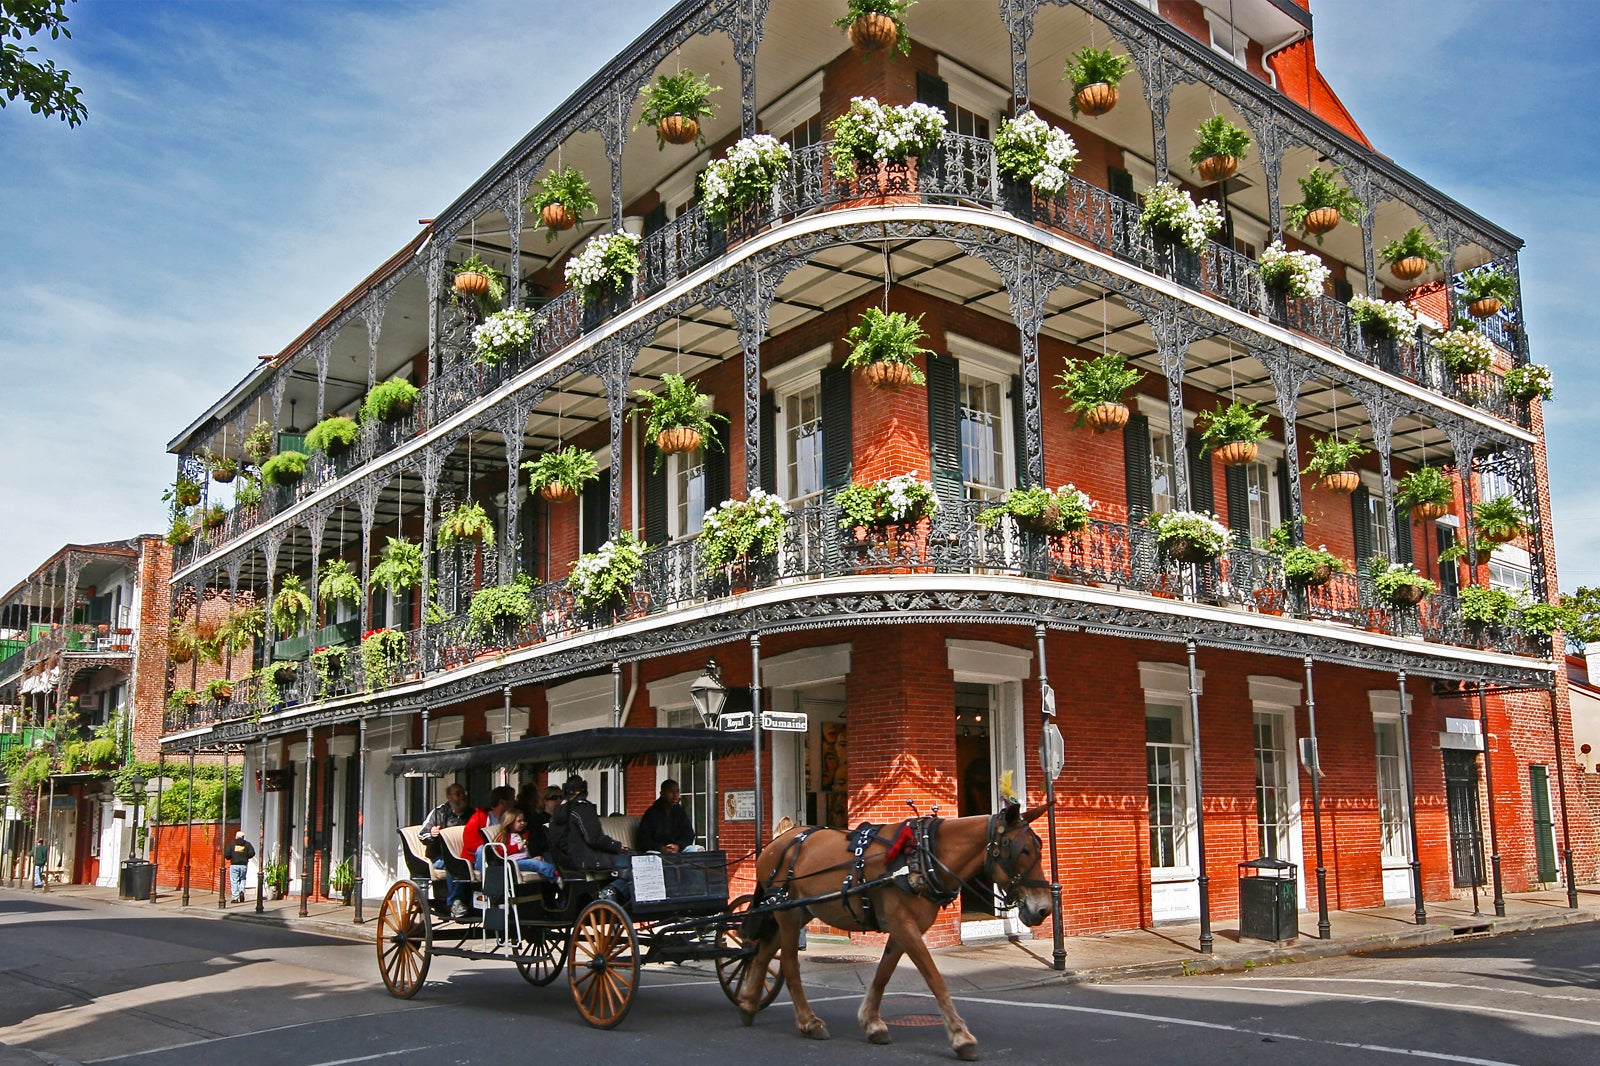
[225,831,256,903]
[550,775,634,903]
[636,779,702,854]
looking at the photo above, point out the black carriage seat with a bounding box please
[397,826,446,883]
[437,824,507,885]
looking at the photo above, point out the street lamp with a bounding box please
[129,775,147,860]
[689,659,726,728]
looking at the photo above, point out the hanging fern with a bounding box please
[318,559,363,607]
[369,537,423,596]
[271,575,313,637]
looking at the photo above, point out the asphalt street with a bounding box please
[1,890,1594,1065]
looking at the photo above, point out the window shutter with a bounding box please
[704,413,730,509]
[1333,277,1354,303]
[916,72,953,123]
[639,462,666,547]
[759,390,777,496]
[820,365,852,491]
[1123,412,1152,518]
[1276,457,1293,527]
[1187,435,1214,514]
[1224,464,1251,546]
[1529,764,1558,882]
[1436,526,1459,598]
[1011,374,1030,489]
[1108,166,1135,203]
[642,202,667,237]
[582,469,611,554]
[927,353,964,512]
[1394,502,1415,565]
[1350,483,1373,564]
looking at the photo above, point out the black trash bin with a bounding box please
[1238,857,1298,942]
[120,859,155,901]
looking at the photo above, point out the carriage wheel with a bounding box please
[513,924,567,987]
[568,899,639,1029]
[376,880,432,999]
[714,895,784,1010]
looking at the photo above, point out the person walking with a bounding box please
[225,830,256,903]
[32,839,49,890]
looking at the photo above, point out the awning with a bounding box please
[386,727,752,777]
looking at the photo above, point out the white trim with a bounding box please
[946,333,1019,378]
[762,344,832,392]
[946,639,1032,683]
[487,705,531,740]
[936,56,1009,121]
[1249,675,1302,706]
[428,716,465,750]
[547,673,615,731]
[760,70,824,142]
[365,718,409,750]
[1369,689,1403,720]
[762,643,853,689]
[1135,394,1198,429]
[327,736,357,758]
[288,742,308,762]
[1140,660,1200,701]
[657,153,711,219]
[645,667,705,711]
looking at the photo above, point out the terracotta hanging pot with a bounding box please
[1318,470,1361,495]
[1390,256,1428,282]
[1074,82,1118,117]
[539,482,577,504]
[454,271,491,297]
[1196,155,1238,183]
[541,203,576,232]
[1386,584,1429,607]
[212,467,236,485]
[1213,441,1259,467]
[658,115,699,146]
[848,13,898,54]
[1083,402,1131,433]
[863,361,917,391]
[1412,502,1449,522]
[1161,536,1215,565]
[1478,526,1519,545]
[1303,207,1342,235]
[1467,297,1503,319]
[657,426,703,455]
[1295,564,1336,588]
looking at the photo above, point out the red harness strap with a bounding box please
[883,823,916,865]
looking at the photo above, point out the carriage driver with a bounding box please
[550,775,633,903]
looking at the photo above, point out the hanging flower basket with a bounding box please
[1213,441,1259,467]
[848,12,899,53]
[658,114,700,146]
[541,203,575,232]
[1163,535,1215,564]
[1195,155,1237,183]
[1478,526,1519,546]
[454,271,491,297]
[1083,402,1130,433]
[1467,297,1503,319]
[1074,82,1118,117]
[1391,256,1429,282]
[657,426,703,455]
[1318,470,1361,495]
[1387,584,1429,607]
[1303,206,1342,235]
[863,360,917,391]
[540,481,578,504]
[1412,502,1449,521]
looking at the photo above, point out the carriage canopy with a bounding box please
[384,726,753,777]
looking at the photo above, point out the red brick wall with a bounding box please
[151,822,239,892]
[131,536,173,763]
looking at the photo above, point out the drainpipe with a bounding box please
[1185,639,1212,954]
[1397,672,1426,924]
[1036,624,1065,971]
[1303,656,1331,939]
[255,737,268,914]
[1476,682,1505,916]
[1548,688,1579,909]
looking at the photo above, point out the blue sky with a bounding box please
[2,0,1595,596]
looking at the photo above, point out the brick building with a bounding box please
[160,0,1592,940]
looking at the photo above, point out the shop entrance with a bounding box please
[955,682,994,918]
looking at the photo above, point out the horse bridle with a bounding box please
[978,809,1051,909]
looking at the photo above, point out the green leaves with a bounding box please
[1,0,87,126]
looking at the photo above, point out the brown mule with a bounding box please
[736,805,1052,1060]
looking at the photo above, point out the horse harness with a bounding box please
[762,817,965,932]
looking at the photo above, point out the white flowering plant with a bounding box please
[568,531,646,612]
[1257,240,1331,300]
[1137,181,1224,253]
[826,97,948,181]
[1349,294,1421,339]
[835,475,938,529]
[701,135,792,225]
[978,484,1094,535]
[698,489,789,573]
[993,110,1079,197]
[1502,363,1553,402]
[1435,328,1495,375]
[563,231,641,304]
[471,308,536,365]
[1144,510,1230,558]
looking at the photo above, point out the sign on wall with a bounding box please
[723,790,755,822]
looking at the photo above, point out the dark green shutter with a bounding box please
[1010,374,1030,489]
[1436,526,1459,598]
[1351,484,1373,564]
[642,202,667,237]
[1108,166,1135,203]
[759,390,777,496]
[916,72,953,123]
[1394,501,1415,565]
[1187,435,1214,514]
[1224,464,1251,546]
[1124,412,1152,518]
[704,413,730,510]
[1333,277,1354,303]
[582,469,610,554]
[1276,457,1294,528]
[1529,764,1558,882]
[642,463,667,547]
[928,352,963,513]
[821,365,852,491]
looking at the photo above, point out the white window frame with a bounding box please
[1369,691,1413,903]
[1360,470,1393,560]
[1135,396,1197,515]
[1242,440,1286,545]
[764,345,831,506]
[548,674,625,814]
[1249,675,1306,909]
[669,448,708,540]
[935,56,1007,134]
[1141,661,1203,922]
[760,71,823,149]
[948,335,1019,501]
[1203,11,1250,66]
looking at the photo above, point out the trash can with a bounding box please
[119,859,155,901]
[1238,857,1298,942]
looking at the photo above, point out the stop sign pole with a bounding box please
[1036,624,1065,972]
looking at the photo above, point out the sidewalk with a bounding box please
[14,877,1595,995]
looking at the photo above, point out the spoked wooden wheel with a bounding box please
[514,924,567,987]
[568,899,639,1029]
[715,895,784,1010]
[376,880,432,999]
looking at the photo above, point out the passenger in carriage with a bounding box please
[478,806,559,883]
[551,775,633,902]
[636,779,704,855]
[420,782,471,867]
[446,785,515,919]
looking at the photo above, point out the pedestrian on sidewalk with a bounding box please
[225,830,256,904]
[32,840,48,889]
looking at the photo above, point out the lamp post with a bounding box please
[129,775,147,861]
[690,660,727,850]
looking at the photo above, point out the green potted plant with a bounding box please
[1435,327,1495,375]
[1472,495,1529,545]
[523,445,600,504]
[310,644,348,698]
[1517,600,1577,637]
[638,69,719,148]
[1379,226,1444,282]
[1144,509,1229,564]
[235,475,263,509]
[699,489,789,576]
[329,854,355,905]
[1284,166,1362,244]
[1349,295,1421,342]
[1196,399,1269,467]
[1258,239,1331,300]
[843,307,932,390]
[261,450,309,486]
[1189,115,1251,183]
[451,252,506,306]
[1460,585,1518,629]
[568,531,647,613]
[305,415,360,458]
[166,687,201,714]
[207,453,238,484]
[243,421,275,465]
[1137,181,1224,253]
[471,308,537,365]
[1368,556,1437,607]
[200,503,226,531]
[360,379,419,423]
[263,852,289,900]
[834,0,915,56]
[167,475,202,509]
[630,373,727,464]
[317,559,362,609]
[993,109,1079,198]
[978,484,1094,537]
[218,603,265,656]
[166,514,195,547]
[201,676,233,703]
[834,474,938,532]
[369,537,423,597]
[437,501,495,551]
[563,230,641,304]
[1279,543,1347,588]
[1396,465,1453,521]
[1461,267,1517,319]
[1502,363,1552,403]
[1301,434,1367,495]
[825,95,947,182]
[359,627,409,690]
[699,134,792,226]
[527,166,597,239]
[468,574,534,641]
[272,575,313,638]
[1055,352,1143,432]
[1062,45,1132,117]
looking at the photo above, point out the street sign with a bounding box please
[1298,737,1323,778]
[1040,682,1056,718]
[1040,722,1064,781]
[718,711,754,732]
[760,711,809,732]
